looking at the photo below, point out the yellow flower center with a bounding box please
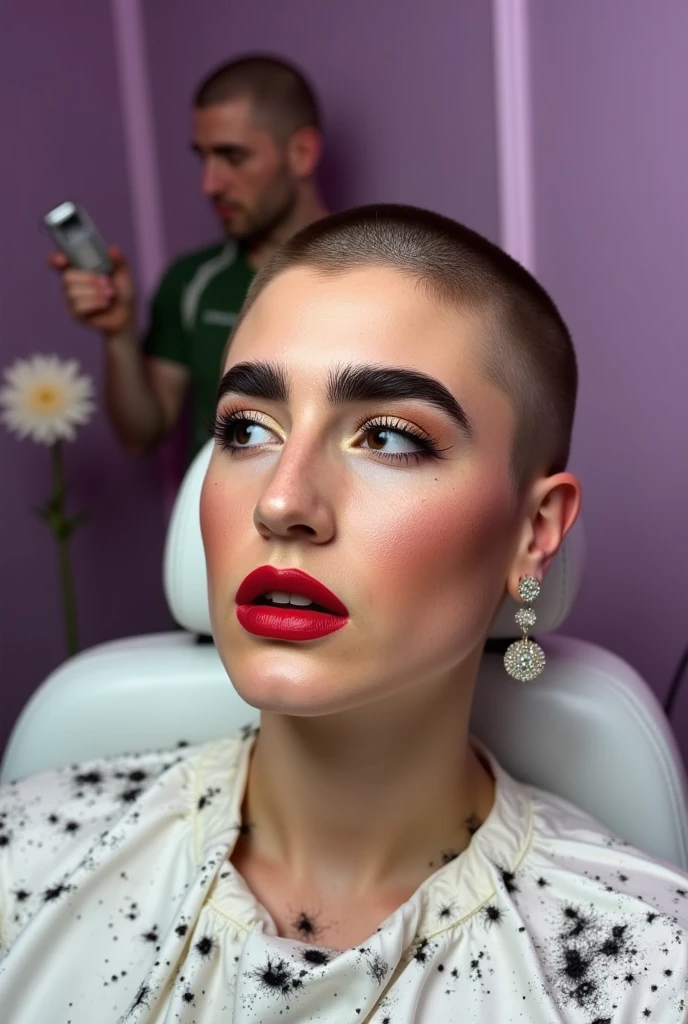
[28,384,66,415]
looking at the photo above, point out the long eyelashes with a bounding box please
[352,414,449,463]
[210,408,451,464]
[210,407,273,453]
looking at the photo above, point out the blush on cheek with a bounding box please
[198,479,219,563]
[360,476,514,624]
[199,476,237,583]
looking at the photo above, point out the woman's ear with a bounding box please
[507,472,581,599]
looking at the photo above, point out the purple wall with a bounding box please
[0,3,172,752]
[529,1,688,757]
[142,0,500,259]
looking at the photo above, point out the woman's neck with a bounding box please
[237,664,495,898]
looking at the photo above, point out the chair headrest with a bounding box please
[164,441,585,637]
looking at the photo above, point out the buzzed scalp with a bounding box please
[231,204,577,489]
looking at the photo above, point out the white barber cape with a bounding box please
[0,729,686,1023]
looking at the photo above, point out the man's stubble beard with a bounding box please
[226,166,299,246]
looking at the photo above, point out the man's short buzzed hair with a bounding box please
[230,204,578,491]
[194,55,321,143]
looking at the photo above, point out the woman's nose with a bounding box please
[253,447,336,544]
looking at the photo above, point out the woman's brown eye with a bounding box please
[367,429,388,450]
[234,422,254,446]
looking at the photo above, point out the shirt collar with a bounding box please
[193,731,534,940]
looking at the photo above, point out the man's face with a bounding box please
[192,98,298,239]
[201,266,525,718]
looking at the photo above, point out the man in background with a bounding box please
[51,56,328,460]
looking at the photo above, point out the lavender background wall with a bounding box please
[528,0,688,753]
[142,0,500,258]
[0,2,172,752]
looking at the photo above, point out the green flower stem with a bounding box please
[51,441,79,656]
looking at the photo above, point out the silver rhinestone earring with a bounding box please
[503,576,546,681]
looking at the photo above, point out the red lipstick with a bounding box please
[235,567,349,641]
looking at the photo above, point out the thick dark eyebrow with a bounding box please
[216,360,472,437]
[328,363,473,437]
[216,361,289,406]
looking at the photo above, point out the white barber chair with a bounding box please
[2,443,687,870]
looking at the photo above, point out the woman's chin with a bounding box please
[224,664,362,718]
[215,631,343,713]
[231,686,338,717]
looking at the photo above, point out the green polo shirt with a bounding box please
[142,241,255,458]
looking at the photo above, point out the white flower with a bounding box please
[0,355,95,445]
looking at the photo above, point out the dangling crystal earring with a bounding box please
[504,576,546,681]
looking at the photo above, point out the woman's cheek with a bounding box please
[347,474,512,603]
[200,474,245,579]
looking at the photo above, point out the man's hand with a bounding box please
[48,245,136,338]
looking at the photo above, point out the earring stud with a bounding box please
[503,576,546,681]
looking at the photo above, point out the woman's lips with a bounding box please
[235,567,349,642]
[236,606,348,641]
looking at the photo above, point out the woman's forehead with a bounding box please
[227,265,485,386]
[222,266,516,445]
